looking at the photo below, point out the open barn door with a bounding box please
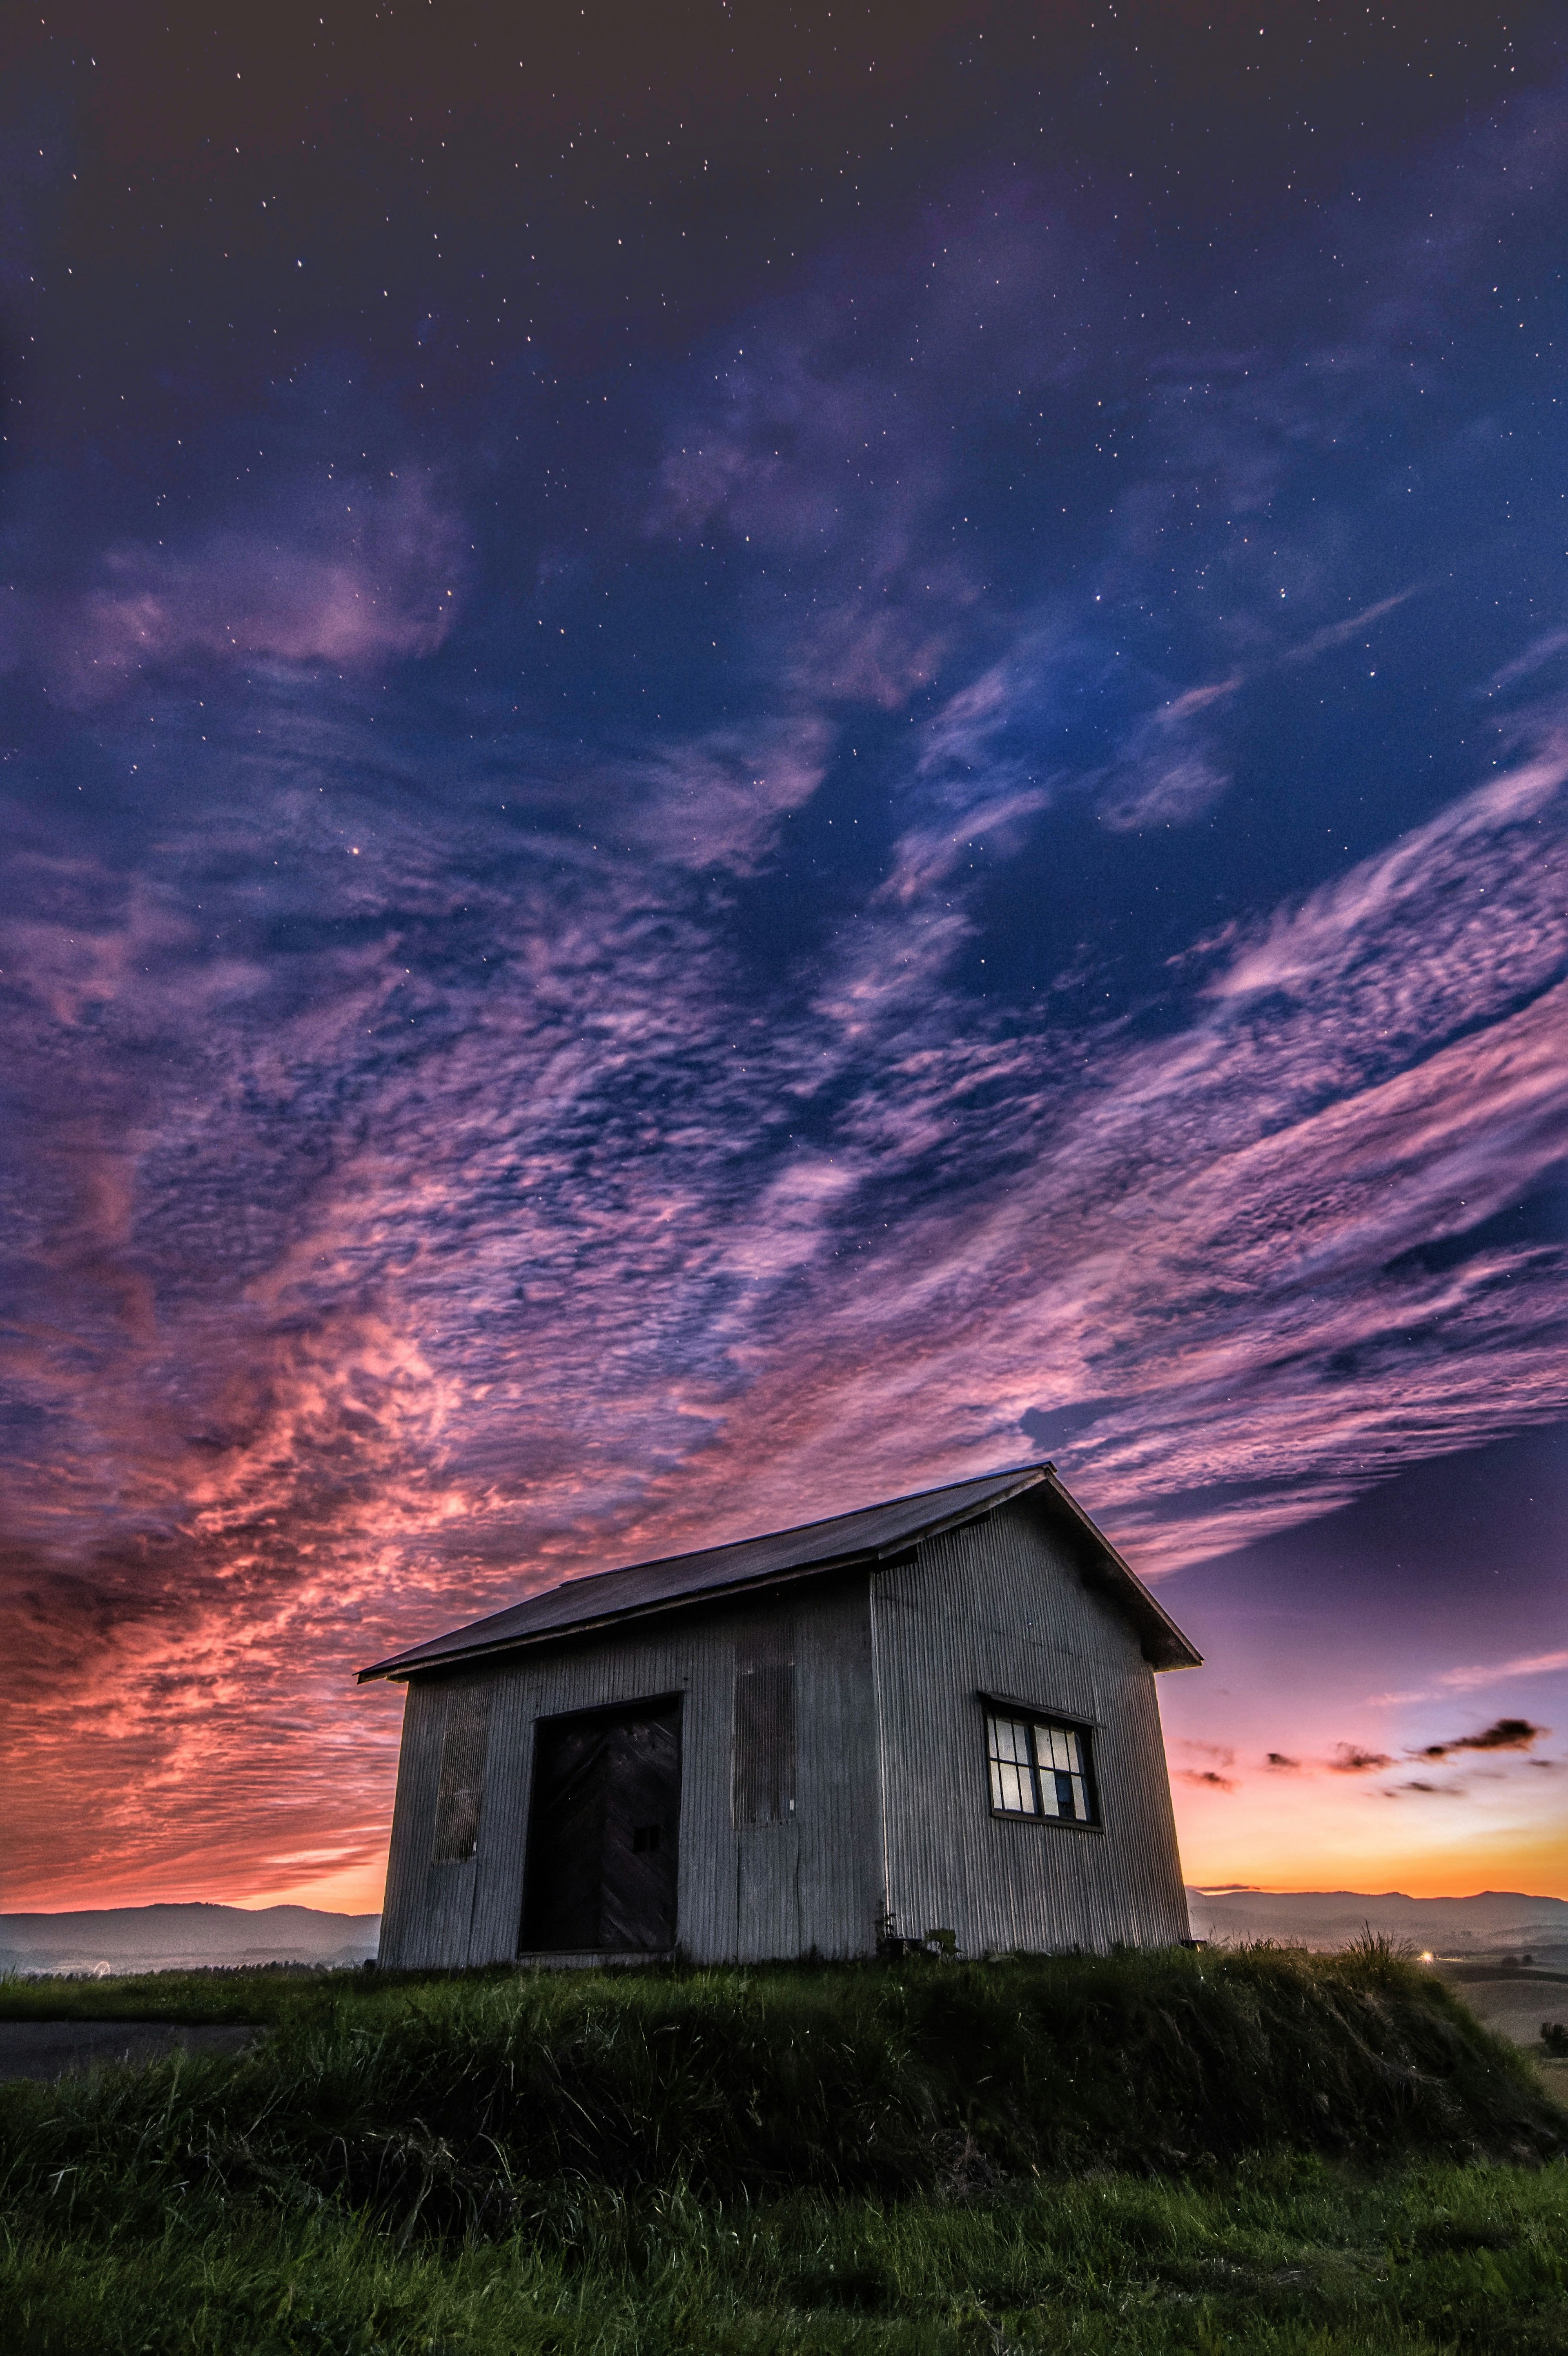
[520,1698,682,1953]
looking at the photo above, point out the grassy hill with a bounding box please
[2,1945,1566,2353]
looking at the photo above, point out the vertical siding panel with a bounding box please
[728,1579,880,1961]
[381,1675,488,1970]
[405,1669,503,1967]
[874,1500,1189,1957]
[466,1666,533,1965]
[732,1597,800,1961]
[377,1680,443,1967]
[795,1575,880,1958]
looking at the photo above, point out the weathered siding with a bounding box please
[872,1499,1190,1955]
[377,1497,1191,1971]
[376,1666,503,1970]
[378,1571,882,1969]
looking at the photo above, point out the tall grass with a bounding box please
[2,1949,1564,2353]
[2,1947,1560,2240]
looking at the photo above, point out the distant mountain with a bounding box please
[12,1891,1564,1976]
[0,1902,380,1977]
[1188,1887,1568,1953]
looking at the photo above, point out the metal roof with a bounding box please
[357,1462,1201,1682]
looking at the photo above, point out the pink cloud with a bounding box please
[1439,1652,1568,1692]
[621,715,833,873]
[53,475,462,699]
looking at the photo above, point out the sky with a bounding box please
[2,1,1566,1918]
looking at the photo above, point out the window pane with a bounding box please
[988,1712,1092,1821]
[987,1716,1039,1813]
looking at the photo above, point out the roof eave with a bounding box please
[357,1538,898,1683]
[357,1467,1051,1684]
[1038,1466,1203,1671]
[355,1463,1201,1683]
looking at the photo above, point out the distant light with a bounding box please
[1419,1950,1434,1964]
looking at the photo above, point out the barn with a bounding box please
[359,1463,1202,1969]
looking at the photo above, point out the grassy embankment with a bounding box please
[2,1943,1566,2353]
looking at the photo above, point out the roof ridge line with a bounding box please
[357,1463,1051,1682]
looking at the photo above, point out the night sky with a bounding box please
[4,2,1566,1916]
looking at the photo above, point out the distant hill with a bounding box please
[11,1891,1565,1976]
[0,1903,380,1977]
[1188,1887,1568,1955]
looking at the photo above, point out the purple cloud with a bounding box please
[45,476,462,699]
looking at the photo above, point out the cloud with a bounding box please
[1437,1650,1568,1692]
[1265,1752,1301,1772]
[1277,588,1426,669]
[621,715,833,874]
[1093,591,1421,838]
[1485,628,1568,696]
[46,475,462,699]
[1419,1717,1546,1760]
[1097,746,1230,833]
[1329,1746,1394,1774]
[9,112,1568,1909]
[1174,1741,1236,1791]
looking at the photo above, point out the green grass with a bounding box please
[2,1949,1565,2353]
[0,1964,366,2029]
[4,2151,1567,2353]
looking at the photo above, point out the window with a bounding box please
[985,1708,1096,1825]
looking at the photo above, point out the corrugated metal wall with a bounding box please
[872,1499,1191,1955]
[377,1571,883,1969]
[377,1667,506,1969]
[376,1499,1191,1970]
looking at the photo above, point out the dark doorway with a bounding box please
[520,1698,682,1952]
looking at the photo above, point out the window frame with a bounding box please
[979,1696,1101,1832]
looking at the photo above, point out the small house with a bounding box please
[360,1463,1201,1968]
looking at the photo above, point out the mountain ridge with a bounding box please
[1,1902,381,1975]
[1187,1886,1568,1951]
